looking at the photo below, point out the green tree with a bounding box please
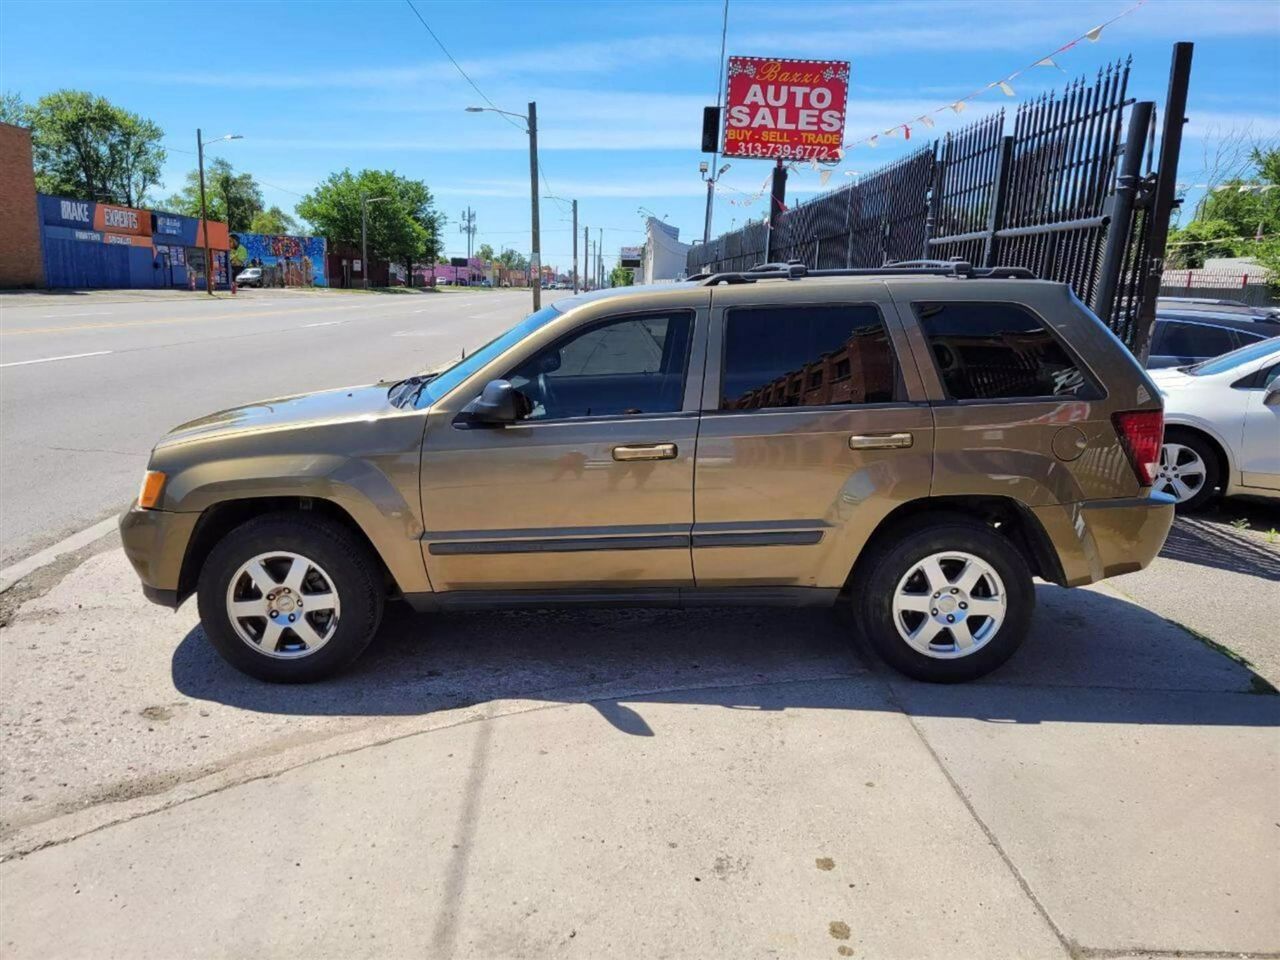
[0,91,26,125]
[609,265,634,287]
[1168,145,1280,269]
[18,90,164,206]
[477,242,495,262]
[248,205,299,235]
[296,169,442,285]
[163,158,264,232]
[497,248,529,272]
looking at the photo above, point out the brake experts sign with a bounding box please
[722,56,849,162]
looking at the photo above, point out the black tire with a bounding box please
[852,517,1034,683]
[1159,429,1222,513]
[197,513,385,682]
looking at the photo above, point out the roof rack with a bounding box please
[697,259,1037,286]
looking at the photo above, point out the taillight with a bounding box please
[1111,410,1163,486]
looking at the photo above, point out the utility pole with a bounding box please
[196,129,213,295]
[583,225,590,290]
[572,199,579,293]
[361,194,390,290]
[597,227,603,289]
[528,101,541,310]
[459,206,477,260]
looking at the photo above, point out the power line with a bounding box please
[403,0,523,131]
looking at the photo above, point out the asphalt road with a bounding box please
[0,289,556,566]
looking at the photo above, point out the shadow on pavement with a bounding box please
[172,583,1279,734]
[1160,515,1280,581]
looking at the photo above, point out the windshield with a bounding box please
[412,303,564,407]
[1187,336,1280,376]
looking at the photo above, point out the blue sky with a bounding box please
[2,0,1277,273]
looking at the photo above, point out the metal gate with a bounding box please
[689,44,1193,357]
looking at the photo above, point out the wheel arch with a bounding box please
[844,495,1067,593]
[1162,421,1232,490]
[177,497,398,605]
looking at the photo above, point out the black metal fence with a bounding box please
[689,47,1193,356]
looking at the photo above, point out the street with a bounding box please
[0,288,553,566]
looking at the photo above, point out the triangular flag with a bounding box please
[1085,24,1103,42]
[810,158,820,171]
[868,135,879,147]
[884,127,898,138]
[819,170,832,186]
[903,124,911,140]
[998,81,1016,97]
[950,101,966,114]
[919,115,935,129]
[1035,57,1056,67]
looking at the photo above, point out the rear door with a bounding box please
[691,281,934,592]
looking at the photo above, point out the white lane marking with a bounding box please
[32,311,114,320]
[0,350,113,368]
[0,517,120,593]
[302,320,343,328]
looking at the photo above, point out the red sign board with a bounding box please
[722,56,850,162]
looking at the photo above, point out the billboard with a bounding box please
[620,246,642,267]
[38,195,154,247]
[722,57,850,162]
[229,233,328,287]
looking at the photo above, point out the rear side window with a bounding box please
[913,301,1100,401]
[720,305,899,410]
[1155,320,1238,358]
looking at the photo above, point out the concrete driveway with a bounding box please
[1,533,1276,959]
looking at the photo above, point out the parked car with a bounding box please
[121,263,1174,685]
[1157,296,1280,320]
[234,267,263,288]
[1147,337,1280,510]
[1147,311,1280,368]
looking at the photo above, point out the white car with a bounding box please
[1147,337,1280,510]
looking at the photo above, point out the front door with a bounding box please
[420,307,705,594]
[692,284,934,592]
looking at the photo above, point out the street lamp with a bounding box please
[466,103,541,310]
[546,193,579,293]
[196,130,243,294]
[700,161,731,244]
[361,194,390,290]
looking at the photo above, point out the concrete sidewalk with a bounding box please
[1,545,1277,958]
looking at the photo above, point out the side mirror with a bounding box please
[468,379,526,425]
[1264,382,1280,407]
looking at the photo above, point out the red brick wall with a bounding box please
[0,123,44,288]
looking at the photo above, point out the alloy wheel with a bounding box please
[1153,442,1207,503]
[225,551,341,659]
[891,551,1008,659]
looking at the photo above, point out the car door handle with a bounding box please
[613,443,678,461]
[848,432,914,450]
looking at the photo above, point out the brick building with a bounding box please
[0,123,45,288]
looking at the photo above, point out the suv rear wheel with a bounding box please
[197,514,385,682]
[854,518,1034,682]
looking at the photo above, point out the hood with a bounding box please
[156,382,403,449]
[1147,366,1192,391]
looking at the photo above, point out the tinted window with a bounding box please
[913,301,1098,401]
[720,305,899,410]
[508,312,692,420]
[1157,320,1238,359]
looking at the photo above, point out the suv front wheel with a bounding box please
[855,518,1034,682]
[197,514,385,682]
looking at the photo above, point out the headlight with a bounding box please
[138,470,167,509]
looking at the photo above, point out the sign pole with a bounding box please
[765,158,788,263]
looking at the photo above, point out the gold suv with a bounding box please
[121,263,1174,683]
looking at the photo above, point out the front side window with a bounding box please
[913,301,1100,401]
[720,305,899,410]
[507,312,693,420]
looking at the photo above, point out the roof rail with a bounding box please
[700,260,1037,286]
